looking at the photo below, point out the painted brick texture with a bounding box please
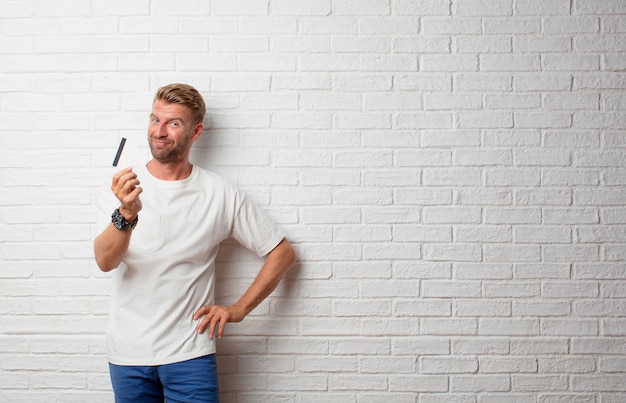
[1,0,625,402]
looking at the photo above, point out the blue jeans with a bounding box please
[109,355,219,403]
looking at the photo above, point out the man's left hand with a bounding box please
[193,304,246,339]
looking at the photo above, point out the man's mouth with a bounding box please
[151,138,171,148]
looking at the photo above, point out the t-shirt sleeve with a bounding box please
[230,190,285,257]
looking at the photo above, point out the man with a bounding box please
[94,83,296,402]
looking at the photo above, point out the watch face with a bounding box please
[112,209,132,230]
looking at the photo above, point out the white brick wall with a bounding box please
[1,0,625,401]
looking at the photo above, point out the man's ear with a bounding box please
[192,123,203,142]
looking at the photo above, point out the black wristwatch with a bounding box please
[111,208,138,231]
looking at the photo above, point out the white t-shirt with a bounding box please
[100,164,285,366]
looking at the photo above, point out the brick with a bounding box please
[603,93,626,109]
[605,244,626,261]
[573,300,626,317]
[484,19,541,34]
[271,0,331,16]
[572,375,626,392]
[422,280,481,298]
[389,375,448,392]
[394,262,452,280]
[362,55,418,72]
[544,208,599,224]
[513,301,571,317]
[395,112,453,129]
[484,282,540,298]
[333,299,391,317]
[454,0,512,16]
[604,15,626,32]
[422,130,480,147]
[600,357,626,372]
[333,188,393,205]
[451,375,511,392]
[575,0,626,14]
[426,93,482,111]
[456,36,512,53]
[300,54,359,71]
[575,188,626,206]
[212,0,269,16]
[423,244,482,262]
[364,92,422,110]
[268,374,328,391]
[513,226,572,243]
[574,73,626,90]
[481,55,541,72]
[480,357,537,373]
[396,149,451,166]
[422,17,481,35]
[541,319,599,336]
[394,299,452,317]
[510,338,569,355]
[483,244,541,262]
[362,206,421,224]
[514,73,572,91]
[361,318,420,336]
[333,0,390,16]
[421,54,478,72]
[395,73,452,91]
[572,337,626,354]
[574,263,626,279]
[393,36,450,53]
[544,93,599,110]
[423,207,482,223]
[452,337,510,355]
[362,243,420,260]
[457,111,513,128]
[479,318,540,337]
[543,245,600,262]
[544,17,599,34]
[455,299,511,316]
[543,54,600,71]
[512,375,569,392]
[538,357,596,373]
[484,208,542,224]
[335,112,391,129]
[420,356,478,374]
[515,0,571,15]
[393,225,451,242]
[484,94,541,110]
[454,149,512,166]
[423,169,482,186]
[363,170,421,187]
[394,0,451,16]
[360,356,416,373]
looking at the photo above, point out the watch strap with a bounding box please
[111,208,138,231]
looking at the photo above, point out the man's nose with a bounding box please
[155,123,167,136]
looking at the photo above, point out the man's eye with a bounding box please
[171,122,179,127]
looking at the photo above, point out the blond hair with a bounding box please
[154,83,206,125]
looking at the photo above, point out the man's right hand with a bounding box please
[112,167,143,219]
[94,168,143,271]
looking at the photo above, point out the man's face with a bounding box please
[148,100,202,164]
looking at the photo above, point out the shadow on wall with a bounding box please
[213,240,301,401]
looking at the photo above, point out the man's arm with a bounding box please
[194,237,296,339]
[93,219,134,272]
[93,168,143,272]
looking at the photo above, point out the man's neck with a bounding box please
[146,159,193,181]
